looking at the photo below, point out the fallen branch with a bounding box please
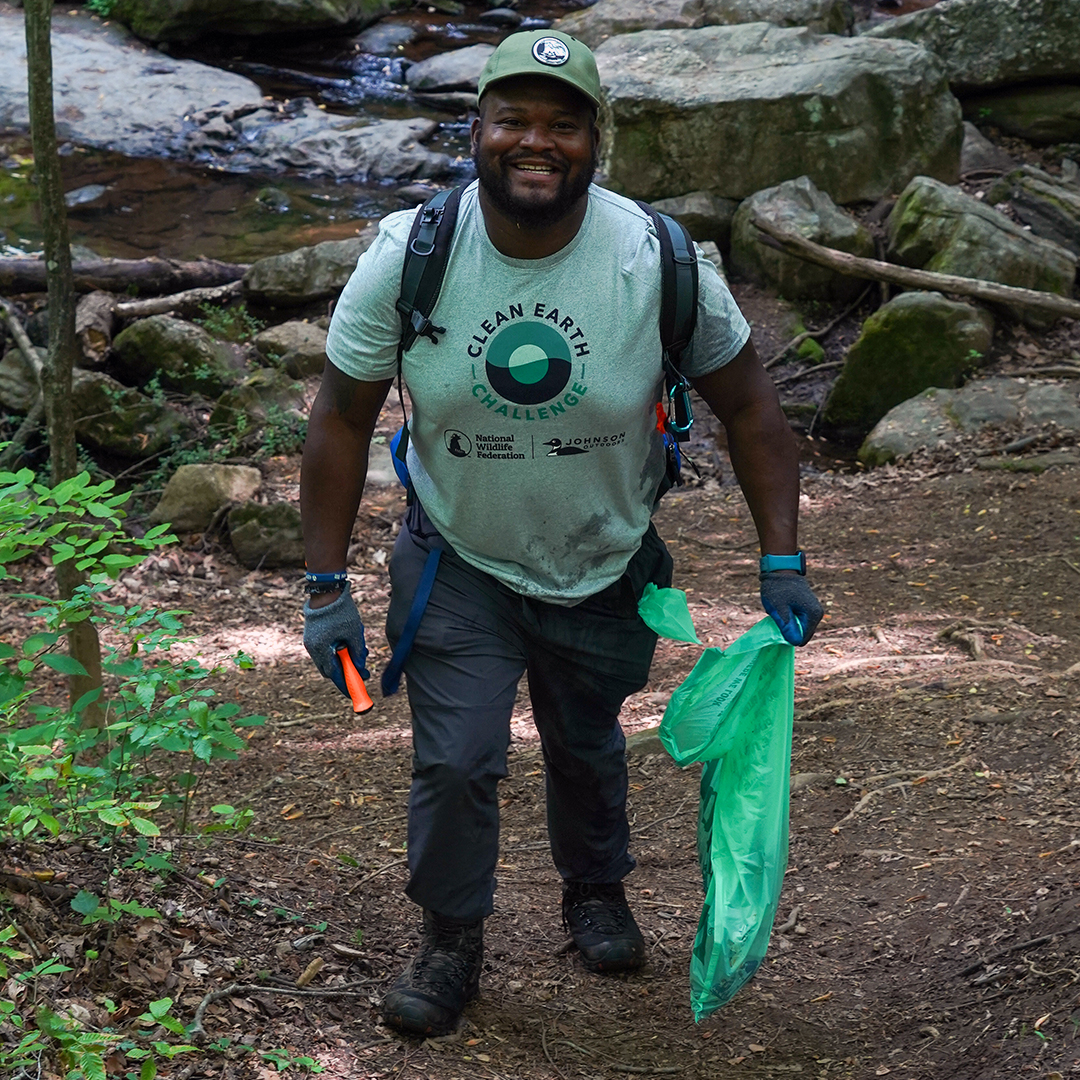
[773,359,844,387]
[751,216,1080,321]
[115,278,244,320]
[0,255,248,296]
[959,923,1080,978]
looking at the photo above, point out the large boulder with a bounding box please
[887,176,1078,325]
[865,0,1080,93]
[254,321,329,378]
[819,291,994,442]
[405,44,495,92]
[111,0,390,44]
[228,501,305,569]
[72,370,192,459]
[959,121,1016,175]
[963,86,1080,147]
[149,463,263,533]
[596,24,962,204]
[860,376,1080,467]
[730,175,874,300]
[987,166,1080,257]
[555,0,854,49]
[112,315,247,397]
[651,190,739,250]
[244,229,378,306]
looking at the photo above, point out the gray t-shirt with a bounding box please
[327,182,750,604]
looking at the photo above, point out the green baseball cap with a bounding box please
[478,29,602,110]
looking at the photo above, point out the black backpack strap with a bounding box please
[396,185,462,361]
[392,186,462,489]
[636,201,699,443]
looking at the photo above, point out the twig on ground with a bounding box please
[776,905,801,935]
[633,796,691,836]
[772,360,845,388]
[832,757,973,830]
[762,284,873,370]
[1062,557,1080,578]
[540,1019,568,1080]
[347,857,409,895]
[189,978,377,1038]
[959,924,1080,978]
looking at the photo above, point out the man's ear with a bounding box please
[470,115,482,154]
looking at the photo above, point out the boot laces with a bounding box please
[564,883,629,935]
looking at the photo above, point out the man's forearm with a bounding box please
[726,399,801,555]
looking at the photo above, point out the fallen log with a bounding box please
[75,290,116,366]
[0,255,249,296]
[751,216,1080,321]
[114,278,244,320]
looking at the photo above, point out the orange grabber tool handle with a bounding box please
[337,647,374,714]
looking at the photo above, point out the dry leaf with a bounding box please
[296,957,324,988]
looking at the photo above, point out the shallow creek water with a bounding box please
[1,0,926,264]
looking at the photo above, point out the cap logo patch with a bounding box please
[531,37,570,67]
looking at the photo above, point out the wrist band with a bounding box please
[304,570,348,596]
[759,551,806,575]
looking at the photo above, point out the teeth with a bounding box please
[517,164,554,173]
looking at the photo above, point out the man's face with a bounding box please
[471,75,599,229]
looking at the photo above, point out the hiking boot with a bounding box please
[381,910,483,1037]
[562,881,645,973]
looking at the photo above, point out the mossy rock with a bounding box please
[228,501,304,569]
[821,291,994,443]
[112,315,246,398]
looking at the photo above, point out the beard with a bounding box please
[472,145,598,229]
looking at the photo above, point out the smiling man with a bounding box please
[300,29,822,1038]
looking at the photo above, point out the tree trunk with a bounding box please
[24,0,104,722]
[0,255,249,295]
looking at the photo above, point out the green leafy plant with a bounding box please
[260,1047,325,1073]
[195,301,265,343]
[84,0,117,16]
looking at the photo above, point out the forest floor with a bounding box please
[4,356,1080,1079]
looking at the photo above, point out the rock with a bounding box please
[556,0,854,49]
[730,176,874,301]
[405,44,495,92]
[987,166,1080,257]
[149,463,263,532]
[254,321,329,378]
[209,369,307,437]
[597,24,961,204]
[820,291,995,442]
[71,370,192,460]
[366,441,401,486]
[963,85,1080,147]
[0,12,449,184]
[479,8,523,27]
[625,725,665,756]
[698,241,728,284]
[244,227,378,305]
[0,345,43,413]
[0,10,262,160]
[228,501,305,569]
[960,121,1016,175]
[112,315,247,397]
[203,105,454,183]
[865,0,1080,93]
[352,22,416,54]
[888,176,1078,327]
[111,0,391,43]
[859,376,1080,466]
[651,190,739,249]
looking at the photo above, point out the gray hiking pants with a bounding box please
[386,501,672,923]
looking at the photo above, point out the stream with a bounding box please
[0,0,926,265]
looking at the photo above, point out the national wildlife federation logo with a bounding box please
[485,321,573,406]
[532,37,570,67]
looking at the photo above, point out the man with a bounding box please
[300,29,822,1038]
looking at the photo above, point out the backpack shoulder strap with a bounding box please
[636,200,699,441]
[396,185,463,362]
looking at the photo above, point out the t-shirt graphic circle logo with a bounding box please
[485,321,573,405]
[532,37,571,67]
[444,430,471,457]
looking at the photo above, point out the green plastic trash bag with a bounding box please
[641,591,794,1021]
[638,582,702,644]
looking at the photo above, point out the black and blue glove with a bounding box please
[303,585,370,697]
[760,572,823,646]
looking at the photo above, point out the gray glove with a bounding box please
[303,585,370,697]
[760,572,823,646]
